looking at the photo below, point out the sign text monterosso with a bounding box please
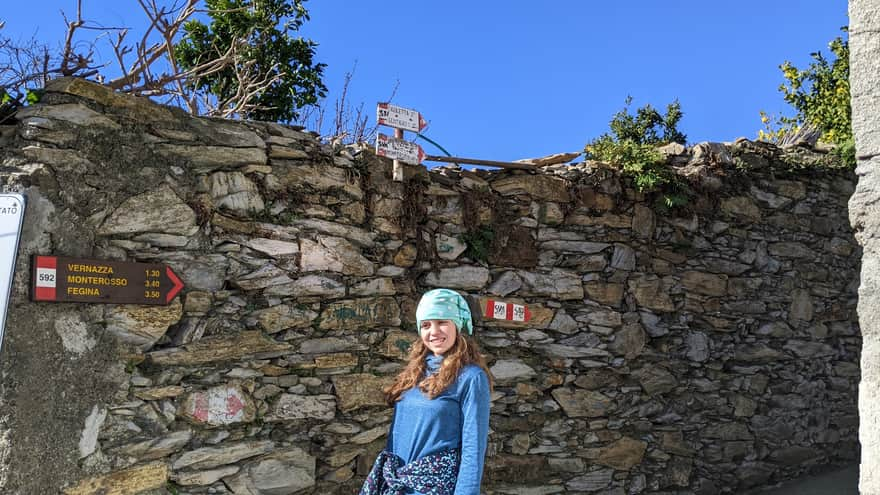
[65,263,129,296]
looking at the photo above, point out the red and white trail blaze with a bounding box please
[484,299,531,322]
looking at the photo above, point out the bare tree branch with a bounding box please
[300,61,399,145]
[0,0,324,121]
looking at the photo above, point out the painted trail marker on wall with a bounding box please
[182,385,255,426]
[484,299,532,323]
[0,193,26,354]
[376,102,427,181]
[31,255,184,305]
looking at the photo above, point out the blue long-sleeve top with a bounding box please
[387,354,491,495]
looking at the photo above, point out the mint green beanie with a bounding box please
[415,289,473,335]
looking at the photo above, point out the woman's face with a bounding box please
[420,319,458,356]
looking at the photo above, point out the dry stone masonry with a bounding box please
[0,78,861,494]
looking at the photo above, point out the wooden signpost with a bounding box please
[0,193,26,353]
[375,101,544,176]
[376,102,427,181]
[31,255,184,305]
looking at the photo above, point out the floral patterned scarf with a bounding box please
[359,448,460,495]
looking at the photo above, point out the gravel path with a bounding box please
[752,465,858,495]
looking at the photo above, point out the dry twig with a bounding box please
[0,0,288,118]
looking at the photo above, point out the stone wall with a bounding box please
[0,78,861,494]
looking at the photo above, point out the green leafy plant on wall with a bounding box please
[461,226,494,264]
[759,27,853,167]
[585,97,689,208]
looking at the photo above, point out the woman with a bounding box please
[361,288,493,495]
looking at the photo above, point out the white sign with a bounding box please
[0,193,26,353]
[377,103,427,133]
[376,133,425,165]
[484,299,531,322]
[35,266,56,289]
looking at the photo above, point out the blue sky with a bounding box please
[2,1,849,162]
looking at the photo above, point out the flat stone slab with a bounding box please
[155,144,267,172]
[551,388,614,417]
[223,447,316,494]
[266,394,336,421]
[146,331,291,366]
[332,374,396,412]
[319,298,401,330]
[98,184,197,236]
[172,440,275,471]
[63,462,169,495]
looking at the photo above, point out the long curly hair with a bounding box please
[384,333,494,404]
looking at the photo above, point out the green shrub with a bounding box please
[760,27,853,167]
[585,97,689,208]
[605,97,686,145]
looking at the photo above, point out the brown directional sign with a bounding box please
[30,255,184,305]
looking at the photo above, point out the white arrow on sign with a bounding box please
[377,103,427,133]
[376,134,425,165]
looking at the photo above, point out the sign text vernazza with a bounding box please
[31,255,184,305]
